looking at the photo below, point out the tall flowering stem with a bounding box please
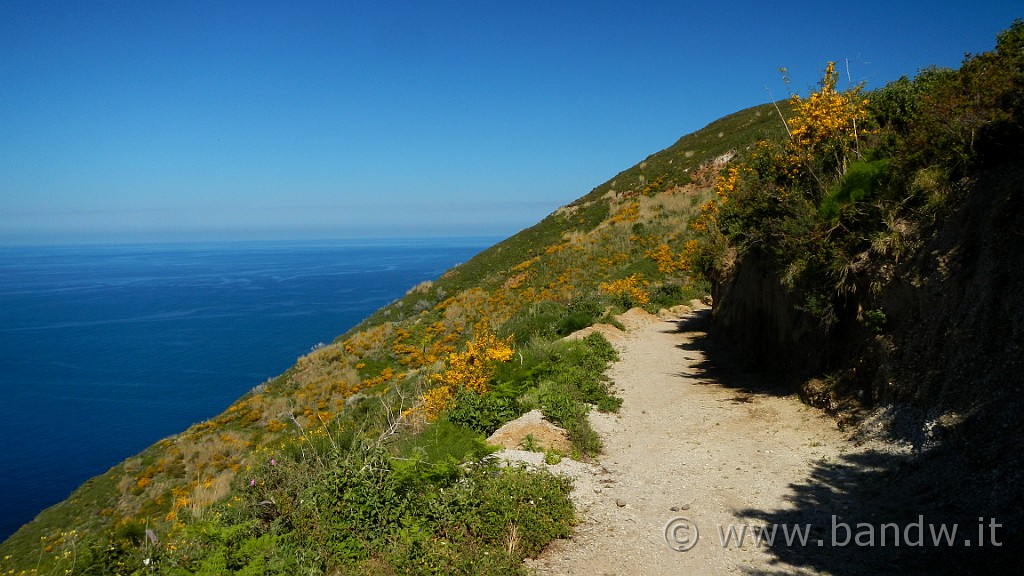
[786,62,871,183]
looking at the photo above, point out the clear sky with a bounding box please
[1,1,1020,244]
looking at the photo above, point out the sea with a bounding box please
[0,238,495,542]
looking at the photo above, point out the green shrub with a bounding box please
[393,418,496,469]
[555,293,607,335]
[446,389,526,435]
[863,308,887,333]
[461,464,574,557]
[532,334,621,457]
[820,159,892,219]
[138,425,572,576]
[499,300,566,343]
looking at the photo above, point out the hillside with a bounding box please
[2,20,1022,574]
[0,99,784,574]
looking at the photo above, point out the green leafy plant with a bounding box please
[863,308,887,333]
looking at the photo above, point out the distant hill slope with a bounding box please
[0,98,786,572]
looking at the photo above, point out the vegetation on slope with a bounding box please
[685,19,1023,409]
[0,91,782,575]
[679,20,1024,574]
[8,19,1020,573]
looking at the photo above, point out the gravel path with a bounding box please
[520,304,862,575]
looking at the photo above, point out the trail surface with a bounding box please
[522,304,862,575]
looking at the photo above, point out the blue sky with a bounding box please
[1,1,1019,244]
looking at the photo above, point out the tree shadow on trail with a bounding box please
[665,308,791,397]
[663,310,1023,575]
[733,446,1022,576]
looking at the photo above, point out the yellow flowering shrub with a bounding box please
[691,164,741,234]
[678,239,704,271]
[691,199,719,232]
[647,243,685,274]
[786,61,870,178]
[599,273,650,306]
[420,384,456,419]
[715,165,740,203]
[511,257,538,272]
[607,201,640,225]
[421,331,514,420]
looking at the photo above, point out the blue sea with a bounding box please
[0,238,494,541]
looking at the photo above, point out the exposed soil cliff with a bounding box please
[710,164,1024,573]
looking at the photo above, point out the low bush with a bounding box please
[534,333,621,457]
[65,418,573,575]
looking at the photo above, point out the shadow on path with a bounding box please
[735,446,1021,575]
[664,309,1023,575]
[666,309,791,397]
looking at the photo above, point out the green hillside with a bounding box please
[3,19,1022,575]
[1,102,781,576]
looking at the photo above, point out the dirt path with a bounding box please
[520,304,861,575]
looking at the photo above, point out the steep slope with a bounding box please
[0,101,784,573]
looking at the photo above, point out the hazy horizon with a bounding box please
[3,1,1020,245]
